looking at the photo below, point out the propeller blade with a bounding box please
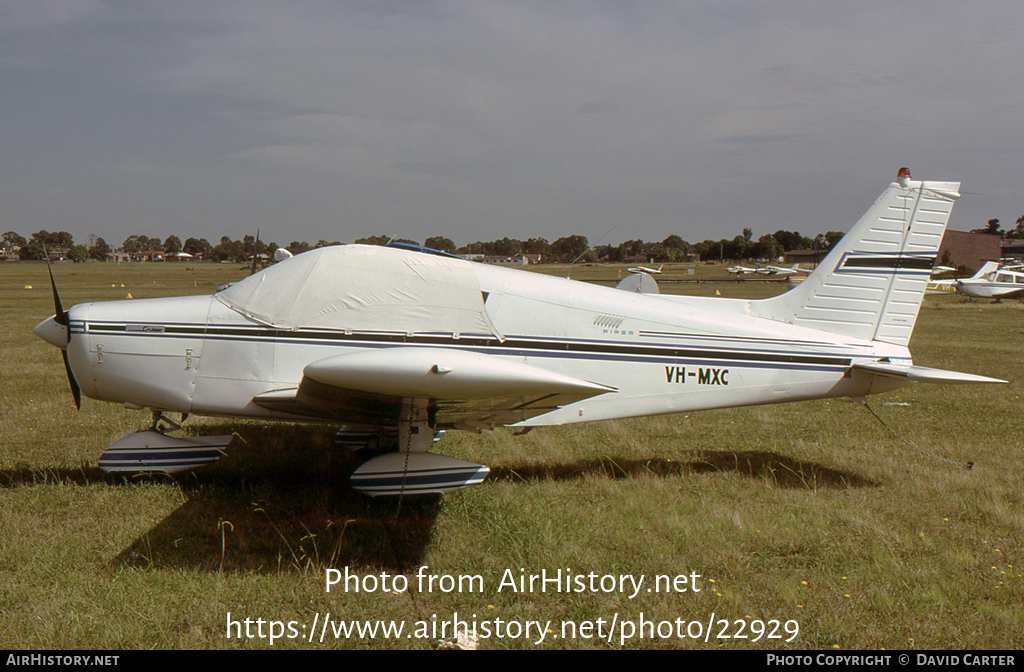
[45,249,69,332]
[62,350,82,410]
[45,248,80,408]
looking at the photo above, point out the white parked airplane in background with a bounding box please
[627,264,663,275]
[726,264,758,275]
[925,263,985,295]
[954,261,1024,300]
[764,263,803,275]
[35,169,1004,495]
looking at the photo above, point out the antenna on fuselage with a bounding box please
[566,224,617,279]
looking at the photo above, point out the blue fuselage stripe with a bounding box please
[80,321,855,372]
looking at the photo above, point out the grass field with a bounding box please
[1,260,1021,649]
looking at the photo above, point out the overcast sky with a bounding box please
[2,1,1022,249]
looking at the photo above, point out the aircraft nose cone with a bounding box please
[34,315,68,350]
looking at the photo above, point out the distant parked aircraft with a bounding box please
[764,263,802,276]
[628,264,663,275]
[954,262,1024,301]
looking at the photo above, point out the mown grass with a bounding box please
[0,260,1020,649]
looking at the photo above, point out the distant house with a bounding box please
[1000,239,1024,264]
[784,249,826,266]
[481,255,529,266]
[137,250,165,262]
[1,246,20,262]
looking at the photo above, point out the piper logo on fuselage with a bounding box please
[664,366,729,385]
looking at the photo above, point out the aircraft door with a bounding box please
[191,310,278,417]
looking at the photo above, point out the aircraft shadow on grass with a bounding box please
[1,423,875,573]
[487,451,878,490]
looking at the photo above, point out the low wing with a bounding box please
[253,347,616,431]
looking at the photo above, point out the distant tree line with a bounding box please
[5,215,1024,264]
[0,228,849,264]
[969,216,1024,238]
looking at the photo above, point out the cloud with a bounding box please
[2,1,1024,244]
[0,0,103,34]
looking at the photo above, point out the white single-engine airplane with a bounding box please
[35,169,1005,495]
[627,264,663,275]
[954,261,1024,301]
[763,263,803,276]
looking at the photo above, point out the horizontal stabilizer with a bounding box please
[350,452,489,496]
[853,362,1007,385]
[98,430,233,474]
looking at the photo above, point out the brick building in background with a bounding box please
[936,230,1001,272]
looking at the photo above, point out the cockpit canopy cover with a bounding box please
[216,245,500,337]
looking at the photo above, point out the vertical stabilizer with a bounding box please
[753,170,960,346]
